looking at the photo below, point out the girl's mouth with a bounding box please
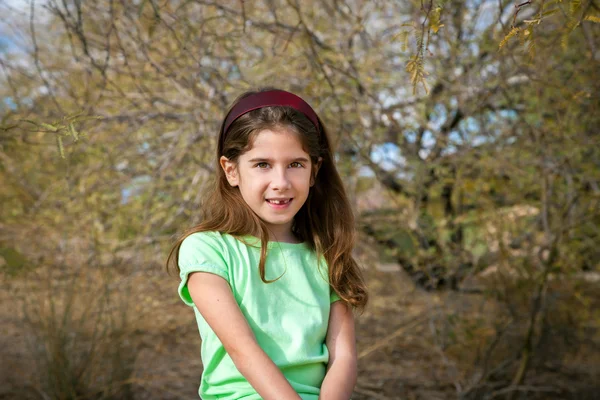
[266,198,293,209]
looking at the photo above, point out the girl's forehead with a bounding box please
[246,127,308,154]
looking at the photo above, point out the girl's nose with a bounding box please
[271,168,292,190]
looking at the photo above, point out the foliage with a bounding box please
[20,267,139,400]
[0,0,598,398]
[498,0,600,57]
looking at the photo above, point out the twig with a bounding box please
[358,314,429,359]
[512,1,533,28]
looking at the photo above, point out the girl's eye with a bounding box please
[256,162,269,169]
[290,162,304,168]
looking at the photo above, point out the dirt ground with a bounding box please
[1,259,597,400]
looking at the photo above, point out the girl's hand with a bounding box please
[187,272,302,400]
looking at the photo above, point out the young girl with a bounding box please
[167,88,368,400]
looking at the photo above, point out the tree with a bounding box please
[1,0,598,398]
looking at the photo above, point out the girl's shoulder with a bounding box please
[180,230,253,255]
[178,231,241,269]
[181,230,235,249]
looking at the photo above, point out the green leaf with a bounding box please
[499,27,520,50]
[57,135,65,159]
[64,111,84,122]
[40,123,59,132]
[22,119,41,127]
[541,8,560,18]
[396,31,409,52]
[525,8,560,24]
[584,14,600,23]
[430,6,444,34]
[69,123,79,142]
[570,0,581,16]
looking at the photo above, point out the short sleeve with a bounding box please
[330,288,341,303]
[177,231,230,307]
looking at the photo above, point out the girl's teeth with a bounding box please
[269,199,289,204]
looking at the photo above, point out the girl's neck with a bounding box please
[268,231,301,244]
[258,222,298,243]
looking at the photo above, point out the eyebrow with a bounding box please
[247,157,310,163]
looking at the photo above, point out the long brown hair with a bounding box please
[166,88,368,310]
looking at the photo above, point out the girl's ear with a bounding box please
[310,157,323,187]
[220,156,239,187]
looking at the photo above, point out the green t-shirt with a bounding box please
[178,231,340,400]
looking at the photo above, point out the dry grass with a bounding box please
[1,248,598,400]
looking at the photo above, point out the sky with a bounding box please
[0,0,51,53]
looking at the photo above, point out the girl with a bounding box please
[167,88,368,400]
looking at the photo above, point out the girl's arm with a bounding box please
[319,301,357,400]
[187,272,302,400]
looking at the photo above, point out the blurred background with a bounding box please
[0,0,599,399]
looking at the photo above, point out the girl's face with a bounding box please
[220,126,320,242]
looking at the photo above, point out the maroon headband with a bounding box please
[223,90,320,135]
